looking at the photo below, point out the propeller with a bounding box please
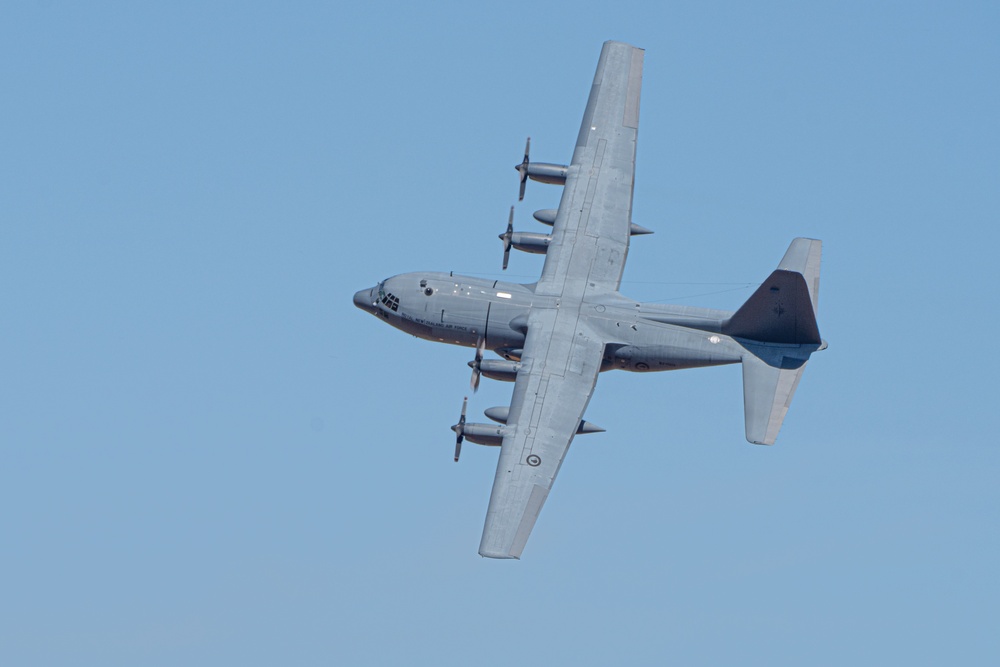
[499,206,514,270]
[468,336,486,392]
[450,396,468,462]
[515,136,530,201]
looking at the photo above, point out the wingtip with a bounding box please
[478,550,520,560]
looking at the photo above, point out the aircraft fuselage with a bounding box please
[353,272,745,373]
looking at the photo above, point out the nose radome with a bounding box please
[353,288,373,312]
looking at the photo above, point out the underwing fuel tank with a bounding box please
[532,209,559,224]
[484,406,605,434]
[533,209,652,235]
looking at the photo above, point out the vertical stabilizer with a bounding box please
[724,239,822,345]
[734,238,824,445]
[777,237,821,314]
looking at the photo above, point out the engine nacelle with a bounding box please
[526,163,568,185]
[461,423,505,446]
[479,359,521,382]
[511,232,551,254]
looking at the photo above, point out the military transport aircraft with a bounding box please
[353,41,826,559]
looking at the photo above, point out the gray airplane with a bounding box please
[353,41,826,559]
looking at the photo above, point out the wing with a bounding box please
[536,40,644,296]
[478,41,644,559]
[478,309,604,559]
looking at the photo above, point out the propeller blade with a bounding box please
[469,337,485,392]
[450,397,468,462]
[500,206,514,270]
[516,137,530,201]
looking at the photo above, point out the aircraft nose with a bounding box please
[353,287,375,313]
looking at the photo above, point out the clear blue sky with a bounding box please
[2,2,998,665]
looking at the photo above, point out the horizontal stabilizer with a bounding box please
[741,349,808,445]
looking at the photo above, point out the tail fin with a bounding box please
[728,239,825,445]
[724,238,821,345]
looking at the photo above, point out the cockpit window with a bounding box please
[377,282,399,312]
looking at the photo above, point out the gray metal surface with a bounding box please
[478,42,644,558]
[537,41,643,296]
[736,238,824,445]
[352,41,826,559]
